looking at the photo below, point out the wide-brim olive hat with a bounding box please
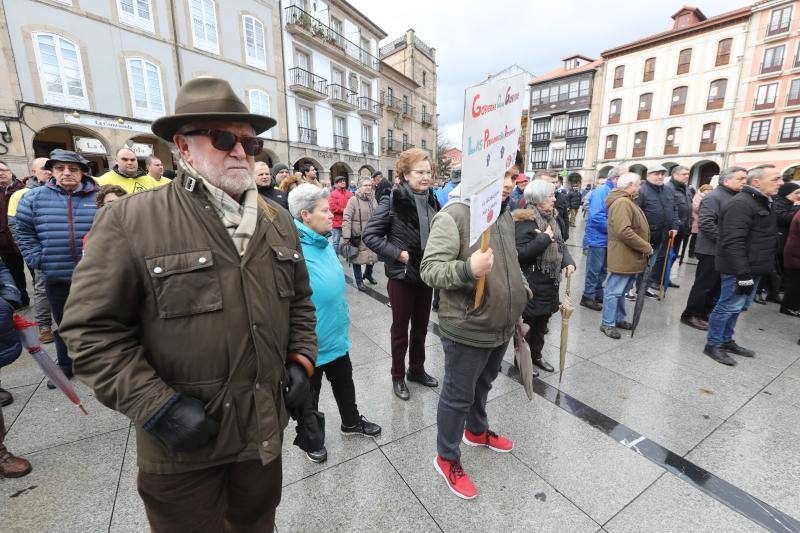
[151,77,277,141]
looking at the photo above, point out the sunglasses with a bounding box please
[182,129,264,156]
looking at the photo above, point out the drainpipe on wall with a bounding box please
[278,1,292,166]
[168,1,184,86]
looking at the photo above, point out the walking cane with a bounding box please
[658,234,676,300]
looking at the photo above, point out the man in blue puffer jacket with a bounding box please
[15,150,97,382]
[581,166,626,310]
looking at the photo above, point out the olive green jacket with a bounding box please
[421,198,528,348]
[60,174,317,474]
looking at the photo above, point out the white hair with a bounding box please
[617,172,641,190]
[288,183,329,219]
[524,179,555,205]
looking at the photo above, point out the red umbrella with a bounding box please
[12,315,88,415]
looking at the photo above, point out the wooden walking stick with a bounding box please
[658,233,676,300]
[473,228,491,309]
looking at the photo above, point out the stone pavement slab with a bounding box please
[3,383,38,428]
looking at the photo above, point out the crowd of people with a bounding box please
[0,76,796,527]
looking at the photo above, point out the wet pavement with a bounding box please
[2,218,798,532]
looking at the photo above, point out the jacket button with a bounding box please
[153,267,163,274]
[293,253,299,259]
[262,441,269,448]
[255,383,261,389]
[277,251,283,257]
[224,402,230,408]
[198,257,207,264]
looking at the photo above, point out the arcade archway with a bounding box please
[629,164,647,178]
[330,161,354,186]
[597,165,614,179]
[690,160,720,187]
[783,164,800,182]
[33,125,112,176]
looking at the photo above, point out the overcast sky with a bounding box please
[348,0,742,150]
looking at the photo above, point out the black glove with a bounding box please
[284,361,311,410]
[736,277,755,296]
[147,395,219,453]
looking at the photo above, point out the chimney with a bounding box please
[671,6,706,30]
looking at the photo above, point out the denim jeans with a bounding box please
[706,275,759,347]
[331,228,342,254]
[601,273,635,327]
[351,263,373,285]
[583,247,607,301]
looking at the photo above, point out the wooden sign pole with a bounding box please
[473,228,491,309]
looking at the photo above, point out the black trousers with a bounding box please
[0,252,29,306]
[682,253,720,319]
[523,314,551,361]
[781,268,800,313]
[44,281,71,371]
[137,457,281,533]
[310,354,359,427]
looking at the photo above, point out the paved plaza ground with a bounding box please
[2,218,799,532]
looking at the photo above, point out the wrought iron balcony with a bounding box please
[566,127,587,138]
[357,96,381,118]
[402,142,415,150]
[298,126,317,145]
[531,132,550,142]
[362,140,374,154]
[382,137,402,153]
[284,6,379,71]
[421,111,432,125]
[566,159,583,168]
[402,104,415,119]
[334,134,349,150]
[328,84,357,111]
[383,93,402,114]
[288,67,328,100]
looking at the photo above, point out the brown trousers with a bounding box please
[137,457,282,533]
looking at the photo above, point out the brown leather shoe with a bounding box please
[39,327,54,344]
[0,448,32,478]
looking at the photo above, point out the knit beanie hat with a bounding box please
[778,181,799,198]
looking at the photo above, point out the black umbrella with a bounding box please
[630,260,654,338]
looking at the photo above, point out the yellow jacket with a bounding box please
[7,188,29,217]
[97,168,160,193]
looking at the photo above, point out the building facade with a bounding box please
[379,29,438,176]
[595,6,750,186]
[0,0,288,177]
[377,61,419,181]
[280,0,385,185]
[728,0,800,180]
[527,54,604,184]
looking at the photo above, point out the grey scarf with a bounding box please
[528,203,565,282]
[412,187,433,248]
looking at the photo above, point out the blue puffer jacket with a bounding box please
[0,258,22,367]
[295,219,350,367]
[15,177,98,282]
[585,179,615,248]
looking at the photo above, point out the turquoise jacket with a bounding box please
[294,219,350,366]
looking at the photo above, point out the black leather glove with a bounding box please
[147,395,219,453]
[736,277,755,296]
[284,361,311,410]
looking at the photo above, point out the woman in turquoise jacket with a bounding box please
[288,184,381,463]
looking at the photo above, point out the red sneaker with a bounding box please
[434,456,477,500]
[462,428,513,453]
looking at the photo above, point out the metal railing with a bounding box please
[566,159,583,168]
[421,111,432,125]
[298,126,317,145]
[566,127,587,137]
[383,93,402,113]
[362,140,374,154]
[357,96,381,115]
[402,104,415,118]
[402,142,415,150]
[530,160,548,169]
[328,84,356,106]
[761,61,783,74]
[334,134,349,150]
[288,67,328,95]
[531,132,550,142]
[284,6,379,71]
[382,137,403,153]
[766,21,791,37]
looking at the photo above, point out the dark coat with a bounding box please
[785,210,800,270]
[513,208,575,318]
[665,180,693,235]
[567,190,582,209]
[774,195,800,236]
[554,190,570,240]
[374,178,392,203]
[0,258,22,367]
[637,180,679,245]
[715,186,778,276]
[362,183,439,285]
[695,184,738,256]
[0,179,25,252]
[59,175,318,475]
[257,186,288,210]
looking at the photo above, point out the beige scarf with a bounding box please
[178,158,259,256]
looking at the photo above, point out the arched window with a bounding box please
[248,89,272,139]
[643,57,656,82]
[190,0,219,54]
[243,15,266,69]
[608,98,622,124]
[677,48,692,74]
[126,58,165,120]
[716,38,732,66]
[638,93,653,120]
[32,33,88,109]
[664,127,681,155]
[604,135,618,159]
[117,0,154,32]
[613,65,625,88]
[632,131,648,157]
[700,123,720,151]
[670,86,688,115]
[707,79,727,110]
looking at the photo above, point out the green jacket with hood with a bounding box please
[421,187,528,348]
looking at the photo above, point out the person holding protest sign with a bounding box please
[420,168,529,500]
[362,148,440,401]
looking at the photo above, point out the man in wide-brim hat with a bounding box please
[60,77,318,531]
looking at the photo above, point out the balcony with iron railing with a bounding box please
[383,93,402,114]
[284,6,380,72]
[362,140,374,154]
[530,160,548,169]
[637,108,651,120]
[402,104,416,119]
[382,137,402,153]
[531,132,550,142]
[334,134,349,150]
[760,61,783,75]
[566,127,587,138]
[421,110,433,125]
[566,159,583,168]
[551,130,566,140]
[288,67,328,100]
[549,160,564,169]
[328,84,357,111]
[608,113,620,124]
[402,142,415,150]
[357,96,381,118]
[766,20,791,37]
[298,126,317,145]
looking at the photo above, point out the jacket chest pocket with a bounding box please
[146,249,223,318]
[271,245,302,298]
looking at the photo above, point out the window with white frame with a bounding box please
[243,15,266,70]
[248,89,272,138]
[755,83,778,108]
[126,58,164,120]
[33,33,88,109]
[190,0,219,54]
[118,0,154,32]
